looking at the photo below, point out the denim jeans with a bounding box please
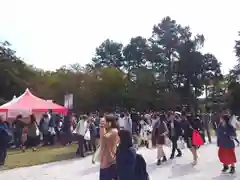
[99,164,117,180]
[0,147,7,165]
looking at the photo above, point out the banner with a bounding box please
[64,93,73,109]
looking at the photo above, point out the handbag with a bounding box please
[192,130,204,146]
[92,146,101,163]
[48,127,56,135]
[36,127,40,136]
[165,136,172,147]
[177,139,185,149]
[84,129,91,140]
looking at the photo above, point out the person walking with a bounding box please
[217,115,237,174]
[75,115,88,157]
[202,110,212,143]
[167,112,182,159]
[152,114,168,165]
[99,114,119,180]
[25,114,40,151]
[181,112,202,165]
[89,118,97,152]
[39,113,50,146]
[12,114,25,149]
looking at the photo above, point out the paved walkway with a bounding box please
[0,141,239,180]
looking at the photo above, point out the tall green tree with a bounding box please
[92,39,124,69]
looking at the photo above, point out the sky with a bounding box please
[0,0,240,74]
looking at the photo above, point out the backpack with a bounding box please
[134,154,149,180]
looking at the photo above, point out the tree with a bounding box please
[92,39,124,69]
[123,36,148,71]
[227,32,240,114]
[0,16,224,113]
[0,41,35,100]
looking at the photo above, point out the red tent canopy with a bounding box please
[0,89,68,117]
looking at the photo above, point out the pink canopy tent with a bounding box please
[0,88,68,118]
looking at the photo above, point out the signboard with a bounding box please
[64,93,73,109]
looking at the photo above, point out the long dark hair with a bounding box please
[105,114,119,129]
[160,114,166,122]
[118,130,133,148]
[30,114,36,123]
[222,114,231,127]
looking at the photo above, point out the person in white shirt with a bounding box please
[75,115,88,157]
[118,113,132,133]
[144,113,151,124]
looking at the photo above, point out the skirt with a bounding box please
[218,147,237,165]
[157,136,165,145]
[25,136,40,147]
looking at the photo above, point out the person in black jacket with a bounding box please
[134,154,149,180]
[89,118,97,152]
[0,117,10,165]
[12,115,25,149]
[131,109,140,149]
[116,130,136,180]
[62,114,72,145]
[181,112,201,165]
[167,112,182,159]
[130,109,140,135]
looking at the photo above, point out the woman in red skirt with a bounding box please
[217,115,237,174]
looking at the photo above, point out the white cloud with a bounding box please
[0,0,239,73]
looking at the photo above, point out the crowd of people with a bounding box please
[96,109,239,180]
[0,108,239,179]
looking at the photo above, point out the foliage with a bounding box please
[227,32,240,114]
[0,16,223,113]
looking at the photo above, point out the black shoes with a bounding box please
[230,166,235,174]
[162,156,167,162]
[176,153,182,157]
[157,156,167,165]
[222,165,235,174]
[170,152,182,159]
[222,165,229,172]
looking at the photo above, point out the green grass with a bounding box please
[2,144,79,170]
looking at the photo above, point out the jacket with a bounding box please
[119,117,132,133]
[152,120,168,137]
[134,154,149,180]
[28,122,39,137]
[168,120,182,138]
[89,122,97,137]
[0,123,10,147]
[217,124,236,149]
[182,118,202,139]
[75,120,87,136]
[116,146,136,180]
